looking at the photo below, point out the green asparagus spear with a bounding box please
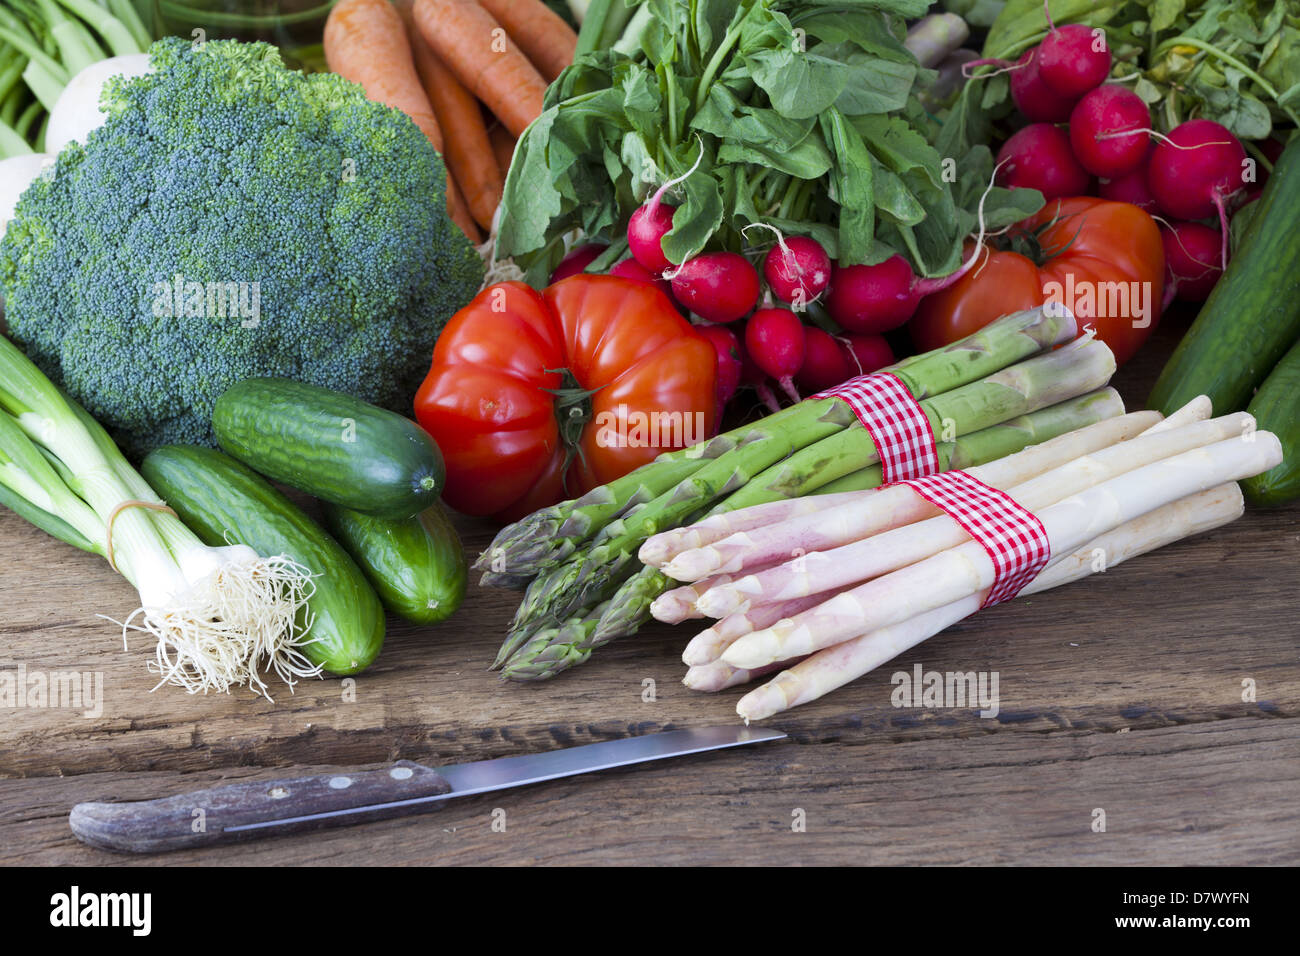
[500,606,606,681]
[476,432,742,575]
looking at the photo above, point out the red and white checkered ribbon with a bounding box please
[815,372,937,483]
[901,470,1051,609]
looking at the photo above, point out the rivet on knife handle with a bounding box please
[69,761,451,854]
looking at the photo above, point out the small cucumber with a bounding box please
[141,445,385,676]
[213,378,445,520]
[323,503,468,625]
[1242,337,1300,507]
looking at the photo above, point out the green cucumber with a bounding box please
[141,445,385,676]
[1148,138,1300,415]
[213,378,445,520]
[323,503,468,625]
[1242,337,1300,507]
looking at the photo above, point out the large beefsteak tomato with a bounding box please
[415,276,717,521]
[910,197,1165,365]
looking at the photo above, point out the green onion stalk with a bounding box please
[0,335,319,698]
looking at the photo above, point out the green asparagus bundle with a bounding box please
[500,387,1125,680]
[483,306,1120,680]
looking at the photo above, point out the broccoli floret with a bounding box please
[0,37,483,458]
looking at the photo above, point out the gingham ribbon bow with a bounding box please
[815,372,938,483]
[901,470,1052,609]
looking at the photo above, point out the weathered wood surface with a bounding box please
[1,321,1297,864]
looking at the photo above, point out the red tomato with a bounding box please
[910,197,1165,365]
[414,276,717,520]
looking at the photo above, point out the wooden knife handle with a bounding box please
[69,761,452,854]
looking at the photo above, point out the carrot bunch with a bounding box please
[323,0,577,242]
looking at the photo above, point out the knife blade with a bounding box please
[69,725,786,854]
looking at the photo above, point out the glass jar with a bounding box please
[153,1,337,71]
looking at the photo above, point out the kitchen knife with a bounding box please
[69,725,786,854]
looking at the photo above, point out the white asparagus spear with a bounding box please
[659,409,1162,582]
[697,411,1253,616]
[1138,394,1211,435]
[734,482,1245,719]
[684,656,806,692]
[722,432,1282,670]
[682,589,844,666]
[652,579,728,624]
[652,567,767,624]
[638,490,874,568]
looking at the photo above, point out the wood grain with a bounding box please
[1,320,1297,864]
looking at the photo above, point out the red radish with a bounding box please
[763,235,832,306]
[996,123,1091,200]
[610,257,673,298]
[841,333,894,377]
[1147,119,1247,269]
[1009,47,1078,122]
[627,139,707,275]
[550,243,608,283]
[627,201,676,274]
[824,166,1006,335]
[1037,23,1110,98]
[1098,144,1157,211]
[1161,221,1224,303]
[695,324,743,405]
[671,252,761,323]
[745,308,805,402]
[795,327,855,393]
[826,256,920,333]
[1068,84,1150,178]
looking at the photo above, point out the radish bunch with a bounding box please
[986,6,1245,304]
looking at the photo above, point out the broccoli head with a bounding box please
[0,37,483,458]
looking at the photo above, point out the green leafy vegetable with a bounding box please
[497,0,1043,284]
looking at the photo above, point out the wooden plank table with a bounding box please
[2,320,1298,865]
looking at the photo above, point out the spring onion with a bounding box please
[0,334,319,698]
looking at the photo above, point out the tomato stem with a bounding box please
[541,367,606,475]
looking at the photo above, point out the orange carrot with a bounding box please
[324,0,478,240]
[324,0,443,149]
[488,122,517,180]
[401,5,504,231]
[412,0,547,138]
[477,0,577,83]
[448,175,483,244]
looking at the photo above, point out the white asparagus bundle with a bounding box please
[733,482,1246,720]
[657,409,1162,582]
[721,431,1282,670]
[685,482,1240,695]
[696,411,1251,617]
